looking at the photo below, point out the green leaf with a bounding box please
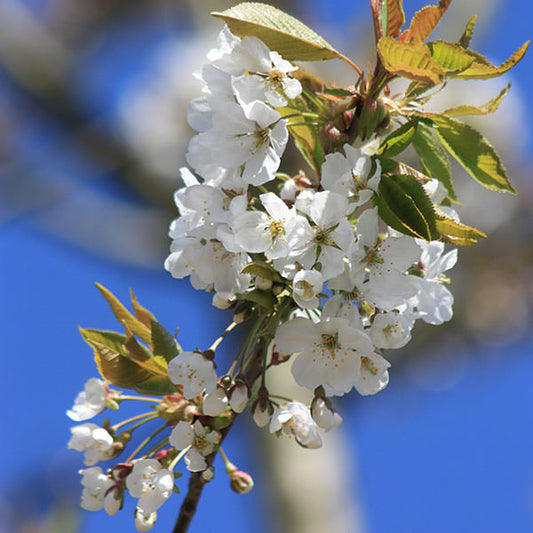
[372,193,418,238]
[379,119,418,157]
[134,375,176,396]
[412,122,456,200]
[211,2,341,61]
[129,289,157,329]
[430,115,515,193]
[377,37,444,84]
[404,0,452,43]
[458,15,477,48]
[80,328,128,356]
[427,41,475,73]
[375,174,439,240]
[80,328,153,390]
[450,41,529,80]
[370,0,405,42]
[441,82,510,117]
[241,261,284,282]
[322,87,354,97]
[377,156,399,173]
[95,284,152,347]
[123,325,168,377]
[151,320,181,364]
[435,210,486,246]
[241,289,276,310]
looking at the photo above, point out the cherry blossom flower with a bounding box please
[169,420,221,472]
[78,467,121,515]
[292,269,323,309]
[321,144,380,206]
[275,315,374,396]
[270,402,322,448]
[126,459,174,515]
[355,351,390,396]
[369,312,412,349]
[167,351,218,400]
[68,423,114,466]
[202,387,229,416]
[67,378,107,422]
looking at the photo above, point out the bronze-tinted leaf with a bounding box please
[404,0,452,43]
[95,283,152,346]
[451,41,529,80]
[377,37,444,84]
[441,83,510,117]
[211,2,341,61]
[458,15,477,48]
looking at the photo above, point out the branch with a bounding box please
[172,332,268,532]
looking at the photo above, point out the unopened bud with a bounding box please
[255,277,272,291]
[230,470,254,494]
[104,488,123,516]
[233,302,253,324]
[202,387,229,417]
[212,292,236,309]
[154,448,172,462]
[202,466,215,483]
[271,283,284,296]
[134,509,157,531]
[229,383,249,413]
[270,350,291,366]
[111,463,132,481]
[311,397,335,431]
[252,396,273,428]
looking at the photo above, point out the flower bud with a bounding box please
[134,509,157,532]
[230,470,254,494]
[252,398,273,428]
[104,489,123,516]
[111,463,132,482]
[212,292,236,309]
[202,466,215,483]
[270,350,291,366]
[255,276,272,291]
[229,383,249,413]
[311,397,335,431]
[233,301,253,324]
[202,387,228,417]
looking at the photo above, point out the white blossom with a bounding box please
[369,312,412,349]
[311,398,337,431]
[78,467,121,515]
[169,420,220,472]
[270,402,322,449]
[167,351,218,400]
[274,190,354,281]
[68,423,114,466]
[275,316,374,396]
[202,387,229,417]
[252,402,272,428]
[67,378,107,421]
[230,192,308,259]
[189,100,288,186]
[229,384,249,413]
[355,351,390,396]
[134,509,157,532]
[292,269,323,309]
[409,241,458,325]
[126,459,174,515]
[321,144,380,205]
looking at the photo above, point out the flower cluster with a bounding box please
[165,26,458,403]
[66,3,518,526]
